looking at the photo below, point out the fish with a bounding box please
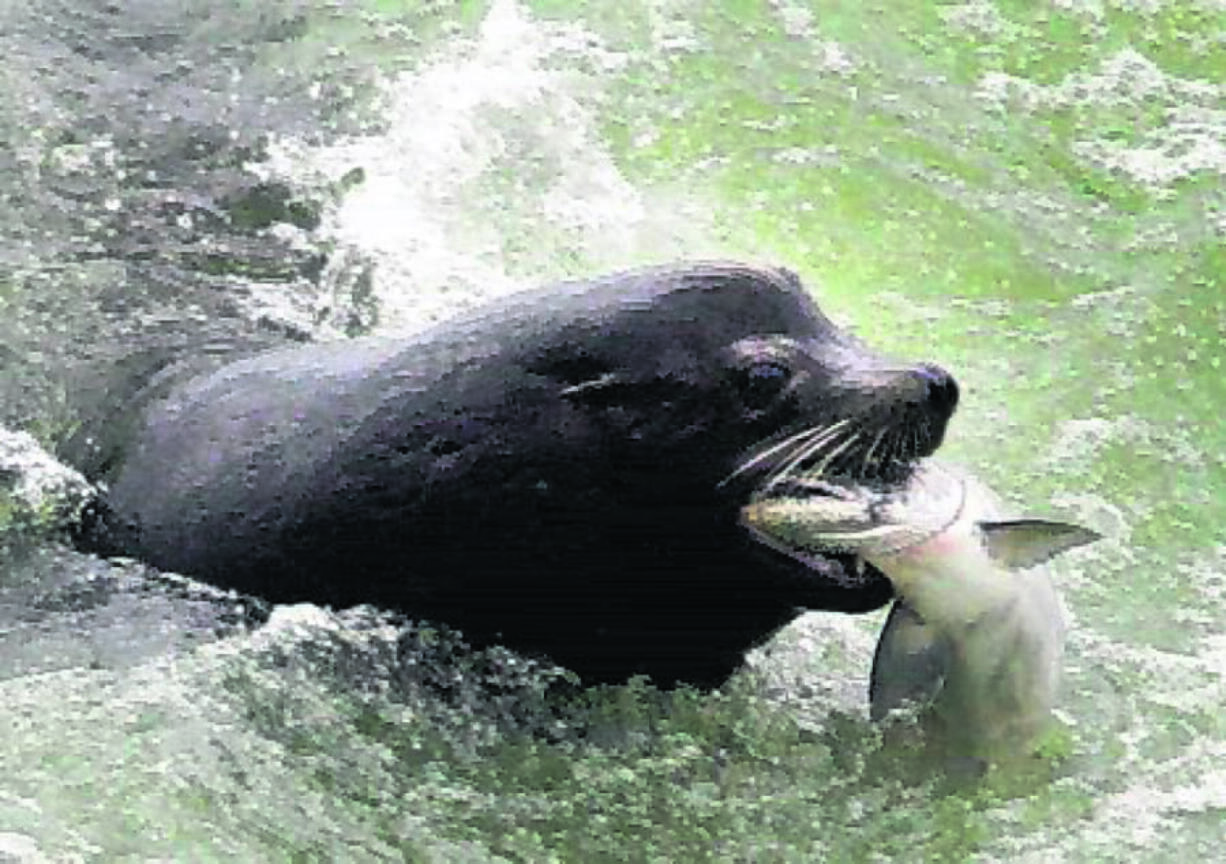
[741,460,1101,761]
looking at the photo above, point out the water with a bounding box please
[2,0,1224,860]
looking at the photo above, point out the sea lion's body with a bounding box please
[68,263,958,686]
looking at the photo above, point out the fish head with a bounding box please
[740,458,969,563]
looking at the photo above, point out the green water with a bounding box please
[2,0,1224,860]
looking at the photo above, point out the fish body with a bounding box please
[742,461,1099,758]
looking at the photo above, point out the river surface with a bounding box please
[1,1,1223,860]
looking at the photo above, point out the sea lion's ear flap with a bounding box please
[558,372,636,404]
[527,348,628,402]
[559,373,622,398]
[978,520,1102,570]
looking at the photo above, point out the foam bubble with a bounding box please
[259,0,717,335]
[976,48,1226,189]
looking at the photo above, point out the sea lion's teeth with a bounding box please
[855,555,866,577]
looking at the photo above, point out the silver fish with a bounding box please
[741,460,1100,759]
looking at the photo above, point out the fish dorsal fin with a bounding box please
[977,519,1102,570]
[869,600,950,722]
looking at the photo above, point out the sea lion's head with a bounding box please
[520,262,958,607]
[527,262,957,490]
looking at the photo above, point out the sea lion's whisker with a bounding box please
[862,427,889,473]
[812,432,863,477]
[873,434,894,478]
[783,420,850,464]
[719,423,837,487]
[767,426,846,484]
[765,424,856,490]
[898,428,917,474]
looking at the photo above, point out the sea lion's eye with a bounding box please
[739,360,792,409]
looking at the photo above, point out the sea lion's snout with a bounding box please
[764,352,960,488]
[827,355,959,417]
[888,361,960,465]
[913,363,959,417]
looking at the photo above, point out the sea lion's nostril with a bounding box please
[915,364,959,415]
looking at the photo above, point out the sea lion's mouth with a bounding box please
[726,413,946,581]
[743,514,890,593]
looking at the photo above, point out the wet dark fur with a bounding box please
[66,262,957,686]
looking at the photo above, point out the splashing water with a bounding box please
[1,0,1224,859]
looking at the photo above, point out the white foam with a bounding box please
[257,0,720,336]
[976,48,1226,189]
[939,1,1016,39]
[0,427,93,529]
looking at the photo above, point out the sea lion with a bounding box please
[67,262,959,686]
[741,459,1100,759]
